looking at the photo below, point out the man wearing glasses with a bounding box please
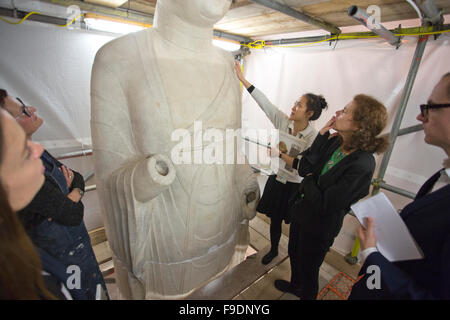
[349,73,450,299]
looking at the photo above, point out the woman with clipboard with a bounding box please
[234,61,327,265]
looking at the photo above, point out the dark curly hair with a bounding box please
[0,89,7,108]
[304,93,328,121]
[443,72,450,99]
[344,94,389,154]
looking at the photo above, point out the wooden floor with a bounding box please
[91,213,361,300]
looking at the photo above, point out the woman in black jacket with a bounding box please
[0,89,108,300]
[274,94,389,299]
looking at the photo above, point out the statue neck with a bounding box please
[153,4,214,53]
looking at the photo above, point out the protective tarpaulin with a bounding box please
[1,15,449,253]
[0,19,115,149]
[241,18,450,253]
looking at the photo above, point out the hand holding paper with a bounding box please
[357,217,377,251]
[351,193,424,262]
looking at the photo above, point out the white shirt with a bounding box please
[430,168,450,193]
[250,87,318,183]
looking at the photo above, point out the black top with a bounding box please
[18,150,85,230]
[289,132,375,241]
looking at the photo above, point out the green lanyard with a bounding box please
[320,146,347,177]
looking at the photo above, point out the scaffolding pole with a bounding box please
[345,34,429,265]
[376,36,429,186]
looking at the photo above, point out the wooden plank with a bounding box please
[187,245,288,300]
[123,0,156,15]
[99,259,114,273]
[324,248,361,280]
[234,257,291,300]
[249,215,289,252]
[249,226,270,252]
[74,0,450,39]
[92,241,113,265]
[88,227,107,246]
[319,261,340,283]
[85,0,127,8]
[253,213,361,280]
[216,0,450,38]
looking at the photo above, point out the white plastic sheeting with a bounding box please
[0,18,117,230]
[242,17,450,254]
[1,13,449,252]
[0,19,115,149]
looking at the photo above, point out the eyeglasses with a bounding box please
[420,103,450,117]
[16,97,32,118]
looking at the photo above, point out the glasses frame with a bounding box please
[15,97,32,118]
[420,103,450,117]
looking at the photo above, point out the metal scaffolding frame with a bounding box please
[344,1,445,265]
[6,0,446,266]
[0,3,253,44]
[344,34,429,265]
[249,0,341,35]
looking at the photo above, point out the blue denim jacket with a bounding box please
[25,151,110,299]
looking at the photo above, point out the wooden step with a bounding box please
[234,257,291,300]
[92,240,113,265]
[187,245,288,300]
[87,215,357,300]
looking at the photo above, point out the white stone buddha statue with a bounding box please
[90,0,259,299]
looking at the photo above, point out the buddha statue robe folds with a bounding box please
[90,0,260,299]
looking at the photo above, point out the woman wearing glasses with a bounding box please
[234,62,327,265]
[0,89,108,300]
[276,94,389,299]
[350,73,450,300]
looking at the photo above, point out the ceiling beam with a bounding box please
[249,0,341,34]
[39,0,154,23]
[1,2,252,43]
[0,6,85,26]
[84,0,128,9]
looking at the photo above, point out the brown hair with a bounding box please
[304,93,328,121]
[443,72,450,99]
[0,89,7,108]
[0,111,55,299]
[344,94,389,154]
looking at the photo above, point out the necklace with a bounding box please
[325,147,347,171]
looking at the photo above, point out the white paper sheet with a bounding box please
[274,131,309,183]
[351,193,424,262]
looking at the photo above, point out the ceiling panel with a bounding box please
[87,0,450,39]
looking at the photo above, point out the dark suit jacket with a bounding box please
[349,170,450,299]
[289,132,375,241]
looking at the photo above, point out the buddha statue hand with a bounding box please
[132,154,176,202]
[235,165,260,220]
